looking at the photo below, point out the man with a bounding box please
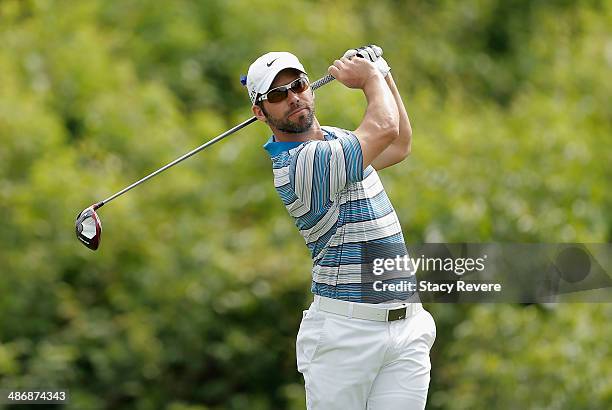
[244,46,436,409]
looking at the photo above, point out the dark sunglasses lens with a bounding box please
[267,89,288,103]
[291,78,309,93]
[265,78,309,103]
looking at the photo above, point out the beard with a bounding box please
[262,104,315,134]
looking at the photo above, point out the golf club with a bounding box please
[76,72,336,250]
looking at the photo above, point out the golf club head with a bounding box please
[76,206,102,250]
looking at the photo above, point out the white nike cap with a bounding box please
[245,52,307,105]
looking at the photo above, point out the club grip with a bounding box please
[311,74,335,90]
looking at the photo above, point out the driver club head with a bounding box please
[76,206,102,250]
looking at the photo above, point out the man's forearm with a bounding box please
[385,73,412,155]
[361,74,400,136]
[354,73,400,167]
[369,74,412,170]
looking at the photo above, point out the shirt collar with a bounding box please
[262,129,335,157]
[263,136,303,157]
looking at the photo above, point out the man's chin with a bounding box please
[280,123,312,134]
[288,107,310,120]
[279,116,313,134]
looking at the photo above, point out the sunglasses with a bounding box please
[258,76,310,103]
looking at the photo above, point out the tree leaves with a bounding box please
[0,0,610,408]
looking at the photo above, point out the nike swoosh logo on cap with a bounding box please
[266,58,279,67]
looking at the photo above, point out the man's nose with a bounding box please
[286,88,300,104]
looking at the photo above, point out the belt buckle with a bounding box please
[387,306,407,321]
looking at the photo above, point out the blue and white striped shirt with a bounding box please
[264,126,415,303]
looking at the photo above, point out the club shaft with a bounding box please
[95,73,335,210]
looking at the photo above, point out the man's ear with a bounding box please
[252,104,267,122]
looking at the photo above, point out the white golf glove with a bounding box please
[343,44,391,77]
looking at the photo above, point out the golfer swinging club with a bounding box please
[244,45,436,409]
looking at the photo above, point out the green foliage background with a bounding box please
[1,0,611,409]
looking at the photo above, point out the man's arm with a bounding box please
[329,57,400,169]
[371,73,412,170]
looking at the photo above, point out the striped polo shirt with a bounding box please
[264,126,416,303]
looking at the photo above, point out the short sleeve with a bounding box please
[289,133,364,212]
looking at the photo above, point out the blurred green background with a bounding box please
[1,0,611,409]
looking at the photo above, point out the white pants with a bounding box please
[296,297,436,410]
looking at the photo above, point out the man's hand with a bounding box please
[343,45,391,78]
[328,56,381,89]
